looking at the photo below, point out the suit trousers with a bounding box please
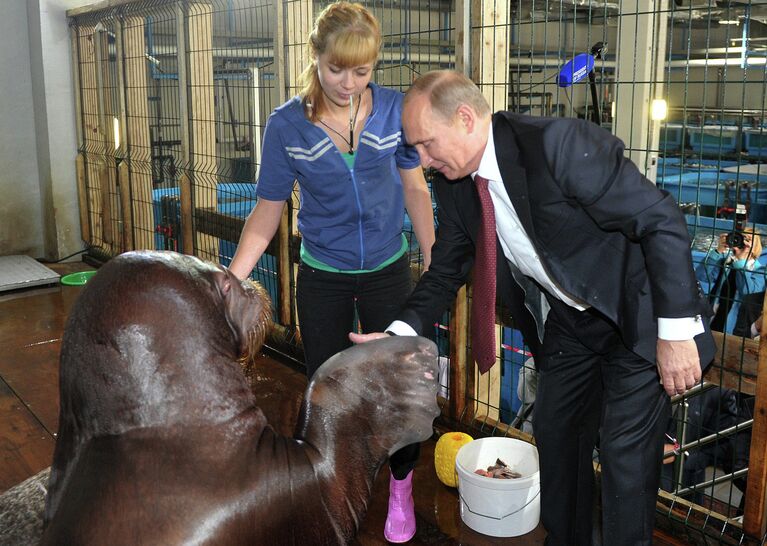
[533,298,670,546]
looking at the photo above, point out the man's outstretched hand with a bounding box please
[349,332,389,344]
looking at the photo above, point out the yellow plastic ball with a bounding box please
[434,432,474,488]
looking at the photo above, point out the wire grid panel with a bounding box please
[127,3,184,252]
[461,1,767,542]
[658,2,766,539]
[73,17,118,257]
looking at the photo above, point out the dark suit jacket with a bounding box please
[399,112,716,366]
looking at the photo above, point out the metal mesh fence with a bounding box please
[68,0,767,542]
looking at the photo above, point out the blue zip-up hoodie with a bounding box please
[256,83,421,270]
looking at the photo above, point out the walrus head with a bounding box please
[61,251,271,428]
[44,251,272,524]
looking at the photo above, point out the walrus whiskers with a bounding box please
[238,278,273,366]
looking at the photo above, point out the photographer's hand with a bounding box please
[732,233,754,262]
[716,233,729,254]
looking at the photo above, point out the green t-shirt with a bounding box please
[340,152,355,169]
[300,233,408,274]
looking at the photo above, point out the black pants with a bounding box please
[296,254,420,478]
[534,299,669,546]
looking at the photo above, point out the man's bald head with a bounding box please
[404,70,491,122]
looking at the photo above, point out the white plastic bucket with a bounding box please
[455,437,540,537]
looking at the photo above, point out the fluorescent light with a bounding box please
[113,117,120,149]
[667,57,766,67]
[719,19,740,25]
[651,99,667,121]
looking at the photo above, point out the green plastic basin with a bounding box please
[60,270,97,286]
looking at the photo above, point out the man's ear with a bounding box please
[456,104,476,134]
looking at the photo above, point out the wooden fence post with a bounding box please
[744,296,767,536]
[123,15,155,251]
[187,1,218,259]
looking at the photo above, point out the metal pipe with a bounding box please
[680,419,754,453]
[675,467,749,498]
[670,380,719,405]
[667,57,766,67]
[674,401,690,494]
[667,106,766,116]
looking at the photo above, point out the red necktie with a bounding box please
[472,175,497,374]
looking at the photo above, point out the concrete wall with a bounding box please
[28,0,89,261]
[0,0,91,260]
[0,1,44,257]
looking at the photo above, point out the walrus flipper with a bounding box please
[292,336,441,542]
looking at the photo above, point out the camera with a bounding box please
[726,203,748,250]
[726,231,746,250]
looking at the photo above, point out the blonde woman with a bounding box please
[229,3,434,542]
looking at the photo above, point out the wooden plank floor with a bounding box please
[0,265,80,492]
[0,257,689,545]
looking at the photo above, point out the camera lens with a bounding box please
[726,231,746,249]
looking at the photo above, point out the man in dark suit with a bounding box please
[351,70,716,545]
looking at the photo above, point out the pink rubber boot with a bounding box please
[384,470,416,543]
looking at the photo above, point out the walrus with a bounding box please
[40,250,440,545]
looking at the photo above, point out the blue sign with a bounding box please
[557,53,596,88]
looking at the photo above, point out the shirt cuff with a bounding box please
[386,320,418,337]
[657,316,705,341]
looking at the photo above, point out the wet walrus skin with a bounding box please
[41,250,440,545]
